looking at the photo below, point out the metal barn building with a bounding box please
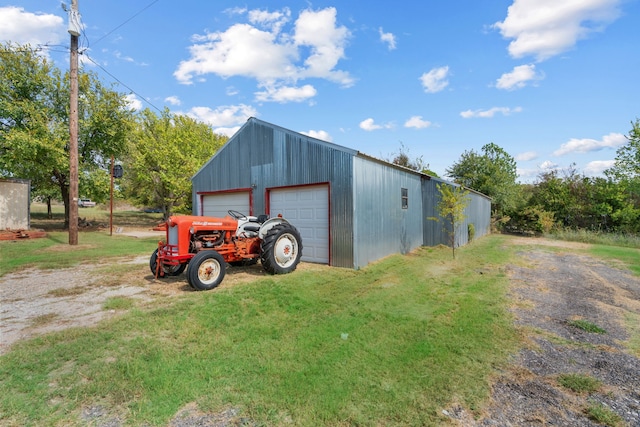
[192,118,491,269]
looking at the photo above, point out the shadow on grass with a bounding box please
[143,262,268,292]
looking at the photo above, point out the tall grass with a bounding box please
[546,228,640,249]
[0,235,519,426]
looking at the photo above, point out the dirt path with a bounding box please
[467,240,640,426]
[1,238,639,426]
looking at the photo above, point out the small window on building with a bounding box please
[401,188,408,209]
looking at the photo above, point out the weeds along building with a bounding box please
[192,118,491,269]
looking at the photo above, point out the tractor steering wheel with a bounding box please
[228,210,248,220]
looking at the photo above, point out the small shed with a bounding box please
[0,178,31,230]
[192,118,491,269]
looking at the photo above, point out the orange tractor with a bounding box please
[150,210,303,290]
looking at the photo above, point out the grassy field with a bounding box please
[29,202,164,231]
[1,223,519,425]
[2,207,639,426]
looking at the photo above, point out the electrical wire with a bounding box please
[91,0,161,47]
[78,1,164,114]
[83,54,163,113]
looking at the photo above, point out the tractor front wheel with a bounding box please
[260,223,302,274]
[150,248,186,277]
[187,251,226,291]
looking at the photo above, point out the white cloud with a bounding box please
[255,84,317,103]
[515,151,538,161]
[164,96,181,106]
[174,7,353,101]
[538,160,559,171]
[420,66,449,93]
[301,130,333,142]
[583,160,615,175]
[379,27,396,50]
[247,8,291,33]
[496,64,544,90]
[174,23,298,84]
[553,132,626,156]
[516,167,540,182]
[460,106,522,118]
[184,104,257,134]
[359,118,393,131]
[212,126,241,138]
[125,94,143,111]
[360,118,381,131]
[404,116,432,129]
[293,8,352,85]
[0,6,65,52]
[494,0,622,61]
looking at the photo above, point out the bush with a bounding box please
[504,207,556,235]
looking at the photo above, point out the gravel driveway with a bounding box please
[1,237,639,426]
[465,240,640,427]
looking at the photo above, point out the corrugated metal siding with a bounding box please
[421,177,491,247]
[192,118,356,268]
[192,118,492,270]
[352,157,424,269]
[422,178,450,247]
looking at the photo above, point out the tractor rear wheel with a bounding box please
[260,223,302,274]
[187,251,226,291]
[149,248,186,277]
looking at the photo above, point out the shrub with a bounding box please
[468,223,476,242]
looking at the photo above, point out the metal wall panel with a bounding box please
[0,178,31,230]
[192,118,356,268]
[192,118,491,270]
[421,177,491,247]
[352,157,424,269]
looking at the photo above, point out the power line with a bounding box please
[83,54,163,113]
[91,0,161,47]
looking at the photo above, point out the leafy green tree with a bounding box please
[0,43,132,227]
[446,142,518,217]
[432,183,470,259]
[526,165,638,233]
[123,109,227,218]
[607,119,640,182]
[605,119,640,222]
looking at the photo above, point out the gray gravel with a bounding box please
[463,249,640,427]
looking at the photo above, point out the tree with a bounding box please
[607,119,640,182]
[0,43,133,227]
[446,142,518,217]
[525,165,639,233]
[123,109,227,218]
[388,142,439,176]
[432,183,470,259]
[605,119,640,217]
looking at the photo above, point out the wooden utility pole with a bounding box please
[110,156,114,236]
[68,0,80,245]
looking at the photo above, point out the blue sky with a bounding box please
[2,0,639,181]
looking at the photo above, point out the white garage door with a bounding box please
[201,192,250,218]
[269,185,329,264]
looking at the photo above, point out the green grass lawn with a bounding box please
[29,202,164,231]
[0,234,520,426]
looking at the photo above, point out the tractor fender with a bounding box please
[258,217,290,240]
